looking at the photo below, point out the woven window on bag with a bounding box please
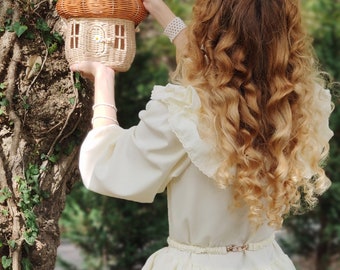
[114,24,125,50]
[70,23,80,49]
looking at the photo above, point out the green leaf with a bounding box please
[27,164,39,176]
[74,81,81,90]
[6,8,13,15]
[4,19,12,30]
[32,194,41,204]
[24,30,35,40]
[0,187,12,203]
[1,256,12,269]
[48,42,58,54]
[0,195,7,203]
[23,231,38,246]
[23,103,30,110]
[48,154,59,163]
[8,239,16,249]
[1,209,9,216]
[35,18,50,32]
[12,21,28,38]
[0,97,9,107]
[69,97,75,105]
[53,32,64,44]
[21,258,32,270]
[65,140,76,155]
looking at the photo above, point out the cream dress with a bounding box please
[79,84,333,270]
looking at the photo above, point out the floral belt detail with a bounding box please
[167,235,275,254]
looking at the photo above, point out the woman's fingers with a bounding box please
[70,62,111,81]
[70,61,95,73]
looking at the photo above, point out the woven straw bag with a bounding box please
[56,0,148,72]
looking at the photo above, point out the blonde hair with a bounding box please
[173,0,332,228]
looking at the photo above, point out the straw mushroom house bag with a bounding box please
[56,0,148,72]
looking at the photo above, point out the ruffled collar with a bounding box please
[151,84,223,179]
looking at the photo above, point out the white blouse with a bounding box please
[79,84,333,270]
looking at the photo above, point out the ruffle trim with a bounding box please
[151,84,334,181]
[151,84,223,179]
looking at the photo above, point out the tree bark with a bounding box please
[0,0,91,268]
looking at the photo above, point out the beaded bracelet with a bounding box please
[92,103,117,112]
[164,17,187,43]
[91,116,119,125]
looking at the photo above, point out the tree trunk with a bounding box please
[315,205,332,270]
[0,1,91,269]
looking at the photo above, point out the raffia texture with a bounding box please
[56,0,148,25]
[56,0,148,71]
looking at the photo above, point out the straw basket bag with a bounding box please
[56,0,148,72]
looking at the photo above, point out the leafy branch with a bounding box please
[16,164,48,247]
[0,163,49,269]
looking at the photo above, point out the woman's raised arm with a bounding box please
[143,0,188,57]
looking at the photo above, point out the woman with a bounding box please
[71,0,334,269]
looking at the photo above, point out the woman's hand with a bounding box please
[70,61,115,82]
[142,0,163,15]
[70,62,117,128]
[142,0,176,29]
[142,0,188,59]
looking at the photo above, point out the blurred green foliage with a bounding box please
[302,0,340,80]
[59,182,168,269]
[281,1,340,270]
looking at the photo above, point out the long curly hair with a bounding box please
[173,0,333,228]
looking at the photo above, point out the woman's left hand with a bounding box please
[70,61,115,82]
[70,62,117,128]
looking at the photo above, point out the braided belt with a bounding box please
[167,235,275,254]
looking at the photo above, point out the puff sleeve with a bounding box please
[79,90,190,203]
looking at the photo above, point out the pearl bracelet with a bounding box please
[92,103,117,112]
[164,17,187,43]
[91,116,119,125]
